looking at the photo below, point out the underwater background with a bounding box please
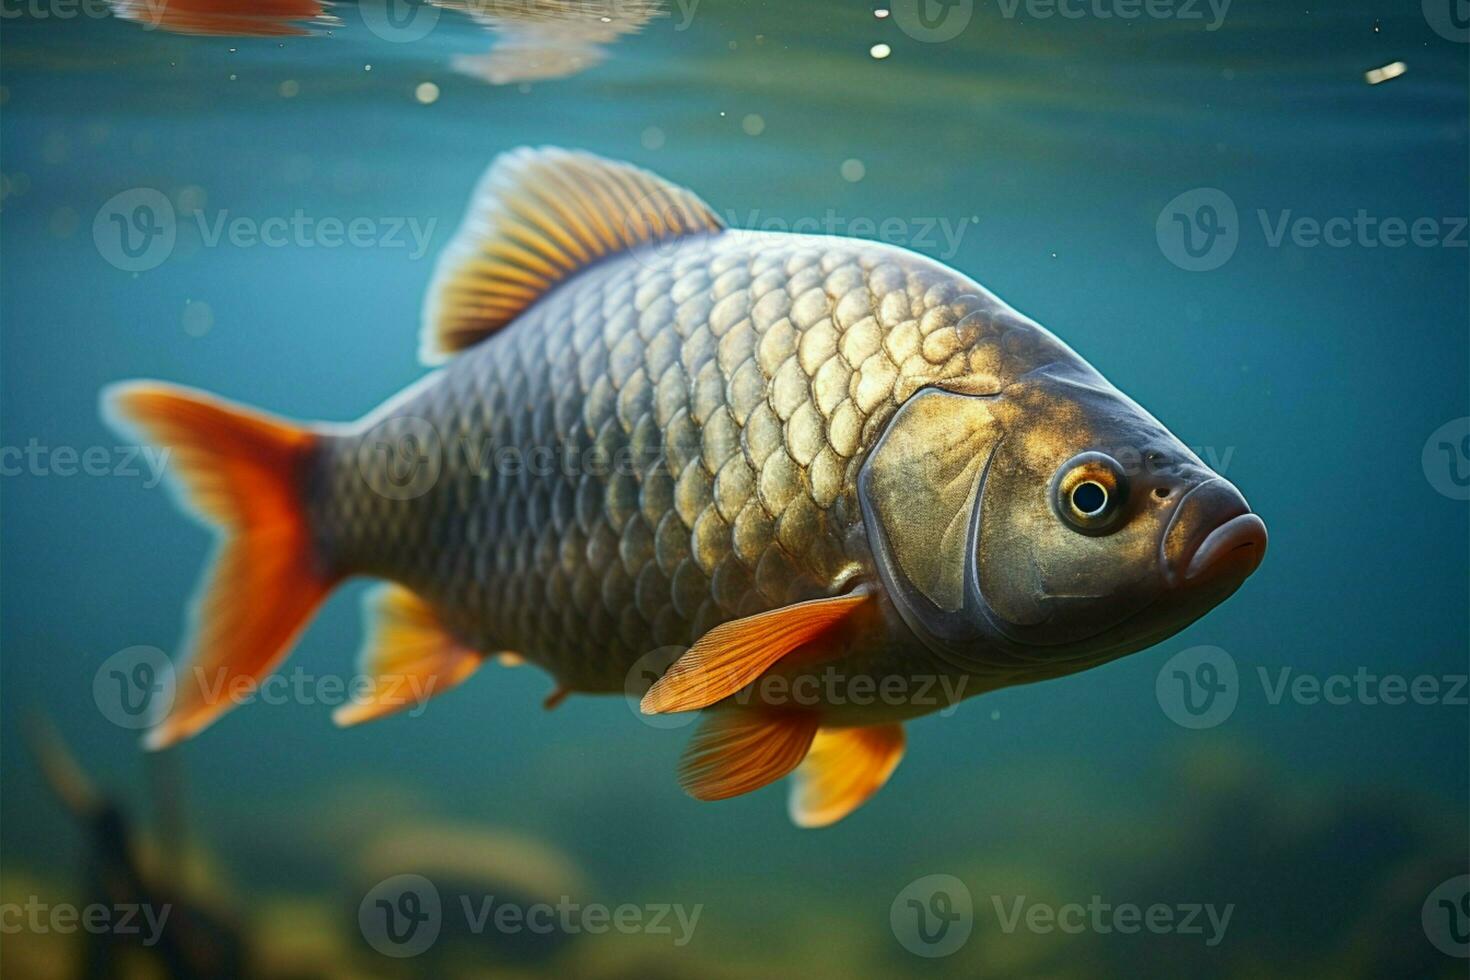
[1,1,1467,976]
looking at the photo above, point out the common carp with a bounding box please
[106,148,1266,826]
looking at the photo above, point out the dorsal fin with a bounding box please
[420,147,726,363]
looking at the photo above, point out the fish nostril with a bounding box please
[1154,487,1171,499]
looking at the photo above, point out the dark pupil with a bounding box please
[1072,481,1107,515]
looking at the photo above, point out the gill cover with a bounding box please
[858,388,1000,654]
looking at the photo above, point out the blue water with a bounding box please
[2,2,1467,977]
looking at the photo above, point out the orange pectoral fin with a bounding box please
[788,724,906,828]
[679,711,820,801]
[332,584,485,728]
[640,590,874,715]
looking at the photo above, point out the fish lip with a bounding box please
[1182,513,1268,585]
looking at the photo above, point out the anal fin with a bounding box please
[679,712,820,801]
[333,584,484,727]
[788,724,906,828]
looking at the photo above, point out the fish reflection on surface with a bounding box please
[436,0,662,84]
[107,0,332,37]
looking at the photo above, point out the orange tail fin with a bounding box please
[104,382,336,750]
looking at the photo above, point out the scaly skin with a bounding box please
[308,229,1086,710]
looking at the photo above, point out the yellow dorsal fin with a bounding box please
[788,724,906,828]
[333,584,485,727]
[420,147,726,363]
[679,711,820,801]
[640,591,874,715]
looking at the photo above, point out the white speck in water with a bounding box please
[870,43,891,59]
[42,131,68,165]
[182,300,214,338]
[49,207,79,239]
[875,7,890,17]
[364,64,373,72]
[278,79,299,98]
[415,82,440,104]
[175,185,207,213]
[742,113,765,136]
[990,710,1000,721]
[1364,61,1406,85]
[228,74,238,81]
[840,158,865,182]
[641,126,666,150]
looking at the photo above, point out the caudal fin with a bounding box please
[104,382,336,750]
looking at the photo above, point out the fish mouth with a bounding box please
[1182,513,1268,585]
[1161,478,1267,590]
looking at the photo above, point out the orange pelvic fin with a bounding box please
[333,584,485,728]
[788,724,906,828]
[640,591,873,715]
[104,382,334,750]
[679,711,820,802]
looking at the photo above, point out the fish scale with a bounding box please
[309,231,1016,693]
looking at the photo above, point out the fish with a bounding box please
[104,147,1266,827]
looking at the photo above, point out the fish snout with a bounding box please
[1160,478,1267,590]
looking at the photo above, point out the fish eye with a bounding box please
[1051,452,1129,535]
[1072,481,1107,515]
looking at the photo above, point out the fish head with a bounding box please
[859,365,1266,675]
